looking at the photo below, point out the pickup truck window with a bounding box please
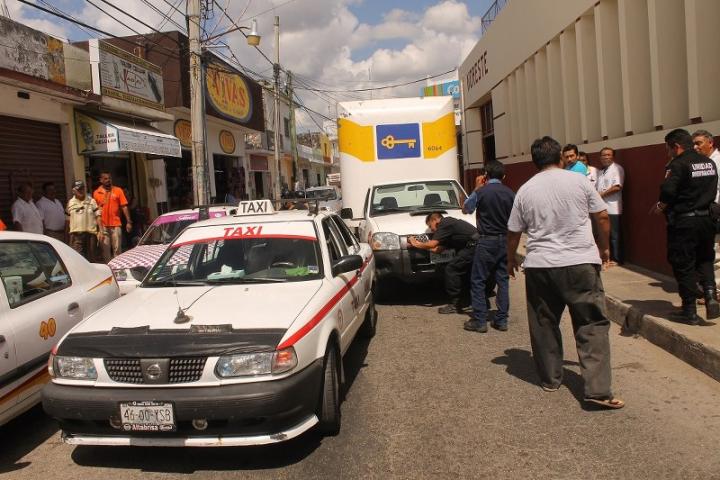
[369,180,463,217]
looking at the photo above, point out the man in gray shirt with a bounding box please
[507,136,624,409]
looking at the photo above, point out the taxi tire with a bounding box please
[359,294,377,338]
[317,345,341,436]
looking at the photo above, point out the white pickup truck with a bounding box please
[337,97,475,291]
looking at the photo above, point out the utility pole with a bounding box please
[287,71,299,187]
[188,0,208,205]
[272,15,282,199]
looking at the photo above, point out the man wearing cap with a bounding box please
[67,180,102,260]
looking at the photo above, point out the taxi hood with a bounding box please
[58,281,323,357]
[370,209,474,236]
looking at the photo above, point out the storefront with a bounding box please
[73,110,181,215]
[248,154,271,199]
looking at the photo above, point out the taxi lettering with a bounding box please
[223,225,263,237]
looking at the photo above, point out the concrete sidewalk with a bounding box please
[516,244,720,382]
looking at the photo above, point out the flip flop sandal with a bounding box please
[584,397,625,409]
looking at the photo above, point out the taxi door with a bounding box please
[321,218,358,354]
[0,288,19,424]
[330,215,371,329]
[1,241,81,405]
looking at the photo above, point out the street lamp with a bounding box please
[246,19,261,46]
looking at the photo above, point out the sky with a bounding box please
[5,0,494,130]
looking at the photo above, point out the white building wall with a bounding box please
[460,0,720,165]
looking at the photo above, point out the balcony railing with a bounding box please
[481,0,508,34]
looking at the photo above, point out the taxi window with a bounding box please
[0,241,71,308]
[330,215,359,252]
[144,236,322,286]
[322,219,346,262]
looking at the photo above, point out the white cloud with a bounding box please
[7,0,481,131]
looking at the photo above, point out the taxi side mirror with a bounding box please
[340,208,353,219]
[332,254,363,276]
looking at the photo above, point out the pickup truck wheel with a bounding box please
[359,292,377,338]
[317,345,341,436]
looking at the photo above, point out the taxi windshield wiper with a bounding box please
[225,277,288,283]
[145,279,208,287]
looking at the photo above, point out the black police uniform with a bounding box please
[431,216,478,310]
[660,149,719,320]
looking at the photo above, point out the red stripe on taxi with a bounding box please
[276,255,373,350]
[0,369,50,407]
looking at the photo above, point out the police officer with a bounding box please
[654,128,719,325]
[408,213,478,314]
[462,160,515,333]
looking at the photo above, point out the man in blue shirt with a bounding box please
[463,161,515,333]
[563,144,589,176]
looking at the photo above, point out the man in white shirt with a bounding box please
[507,136,623,409]
[11,183,43,234]
[596,147,625,266]
[693,129,720,290]
[36,182,67,242]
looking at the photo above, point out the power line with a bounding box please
[293,68,457,93]
[238,0,300,22]
[140,0,186,32]
[156,0,185,31]
[210,0,275,68]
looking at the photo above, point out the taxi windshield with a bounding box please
[143,236,323,286]
[370,180,463,216]
[139,220,196,246]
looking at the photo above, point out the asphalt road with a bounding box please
[3,274,720,479]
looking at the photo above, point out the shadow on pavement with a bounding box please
[624,299,676,320]
[376,279,447,307]
[491,348,609,411]
[0,405,59,474]
[71,330,372,474]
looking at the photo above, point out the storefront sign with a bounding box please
[174,119,192,148]
[90,39,165,111]
[421,80,460,99]
[203,59,265,132]
[219,130,236,154]
[465,50,489,93]
[74,110,181,157]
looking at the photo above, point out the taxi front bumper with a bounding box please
[42,358,323,446]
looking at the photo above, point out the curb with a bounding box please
[605,295,720,382]
[515,252,720,382]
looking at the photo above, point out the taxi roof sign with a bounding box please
[237,199,275,215]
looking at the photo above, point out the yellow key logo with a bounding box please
[380,134,417,150]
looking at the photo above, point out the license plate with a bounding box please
[430,250,455,264]
[119,401,176,432]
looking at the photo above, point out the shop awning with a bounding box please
[75,111,181,157]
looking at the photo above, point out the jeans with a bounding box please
[609,214,622,263]
[470,236,509,325]
[525,264,612,399]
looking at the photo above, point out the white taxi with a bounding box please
[0,232,119,427]
[42,200,377,447]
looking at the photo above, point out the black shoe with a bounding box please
[491,322,508,332]
[704,288,720,319]
[669,310,702,326]
[438,303,461,314]
[463,320,488,333]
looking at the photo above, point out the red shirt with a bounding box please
[93,186,127,228]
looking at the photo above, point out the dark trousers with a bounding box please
[667,216,715,307]
[525,264,612,399]
[471,237,509,325]
[444,247,475,300]
[609,214,622,263]
[69,232,97,262]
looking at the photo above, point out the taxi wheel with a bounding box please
[317,344,341,436]
[359,293,377,338]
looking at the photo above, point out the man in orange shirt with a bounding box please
[93,172,132,262]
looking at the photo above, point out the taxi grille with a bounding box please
[104,357,207,384]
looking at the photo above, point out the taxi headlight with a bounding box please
[53,356,97,380]
[371,232,400,251]
[215,347,298,377]
[112,269,127,282]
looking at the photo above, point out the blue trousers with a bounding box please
[471,237,510,325]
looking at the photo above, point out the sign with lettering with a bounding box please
[174,119,192,148]
[203,59,265,131]
[219,130,236,154]
[465,50,489,93]
[237,200,274,215]
[90,39,165,111]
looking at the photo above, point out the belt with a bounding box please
[677,210,710,218]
